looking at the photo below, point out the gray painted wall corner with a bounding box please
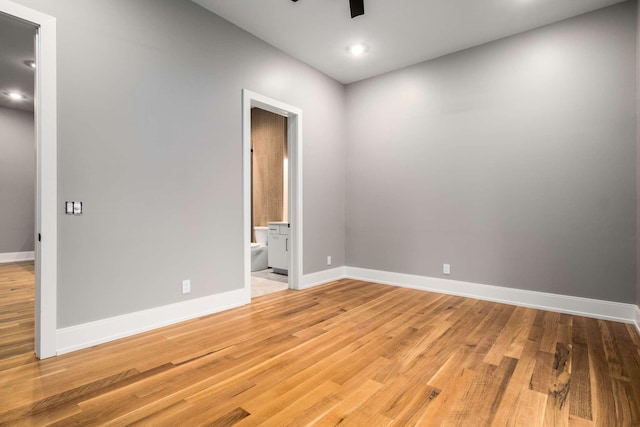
[345,2,637,304]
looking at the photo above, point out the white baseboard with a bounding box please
[54,268,640,355]
[344,267,638,325]
[0,251,34,263]
[56,288,249,355]
[300,266,346,290]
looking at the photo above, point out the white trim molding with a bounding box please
[344,267,638,325]
[301,267,346,289]
[56,289,248,355]
[0,251,35,264]
[53,269,640,355]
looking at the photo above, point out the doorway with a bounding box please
[242,90,303,300]
[0,0,57,359]
[0,11,37,359]
[250,107,289,297]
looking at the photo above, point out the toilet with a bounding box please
[251,226,268,272]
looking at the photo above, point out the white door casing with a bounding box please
[242,90,303,296]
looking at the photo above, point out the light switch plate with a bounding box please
[73,201,83,215]
[65,202,74,215]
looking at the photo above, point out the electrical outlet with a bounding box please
[443,264,451,275]
[327,255,332,266]
[182,279,191,294]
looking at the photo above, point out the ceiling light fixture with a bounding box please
[24,60,36,69]
[4,91,27,101]
[348,43,368,57]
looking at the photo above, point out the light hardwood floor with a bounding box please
[0,262,35,362]
[1,261,639,426]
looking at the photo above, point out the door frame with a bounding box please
[242,90,303,294]
[0,0,58,359]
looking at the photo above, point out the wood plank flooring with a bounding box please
[1,262,639,426]
[0,262,35,363]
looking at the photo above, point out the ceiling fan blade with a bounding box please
[350,0,364,18]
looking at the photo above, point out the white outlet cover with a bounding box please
[443,264,451,275]
[182,279,191,294]
[327,256,332,265]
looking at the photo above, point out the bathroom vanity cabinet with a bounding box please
[268,222,289,275]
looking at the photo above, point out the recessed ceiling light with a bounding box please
[24,60,36,69]
[348,43,368,57]
[4,91,27,101]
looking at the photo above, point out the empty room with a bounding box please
[0,0,639,425]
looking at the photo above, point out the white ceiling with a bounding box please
[0,12,36,112]
[193,0,627,84]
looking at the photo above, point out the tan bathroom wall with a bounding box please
[251,108,287,240]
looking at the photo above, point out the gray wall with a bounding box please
[10,0,346,327]
[346,2,637,303]
[0,106,35,253]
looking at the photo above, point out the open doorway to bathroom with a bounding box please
[250,107,289,298]
[243,89,303,299]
